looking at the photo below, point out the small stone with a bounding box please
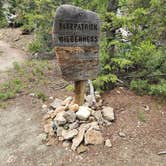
[29,93,35,97]
[118,132,126,137]
[69,120,80,130]
[51,106,66,119]
[58,136,64,141]
[54,111,66,126]
[62,96,73,106]
[105,139,112,147]
[69,104,79,112]
[62,141,71,147]
[42,104,47,109]
[50,98,63,109]
[144,105,150,111]
[62,129,78,140]
[56,127,63,137]
[63,111,76,123]
[49,96,54,100]
[89,116,95,122]
[84,128,104,145]
[116,90,121,94]
[77,144,88,154]
[76,106,91,120]
[102,106,115,121]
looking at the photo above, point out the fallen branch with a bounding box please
[157,151,166,155]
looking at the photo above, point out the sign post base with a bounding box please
[74,80,86,106]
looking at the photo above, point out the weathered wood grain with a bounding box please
[55,46,99,81]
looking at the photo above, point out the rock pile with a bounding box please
[42,94,115,153]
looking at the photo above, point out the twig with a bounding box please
[157,151,166,155]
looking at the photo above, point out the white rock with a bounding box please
[42,104,47,109]
[54,111,66,125]
[76,106,91,120]
[49,96,54,100]
[102,106,115,121]
[62,129,78,140]
[118,132,126,137]
[29,93,35,97]
[105,139,112,147]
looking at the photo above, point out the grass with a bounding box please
[138,111,146,122]
[66,84,74,92]
[36,91,48,102]
[0,60,53,102]
[0,102,7,109]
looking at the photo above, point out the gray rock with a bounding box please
[69,120,80,130]
[62,129,78,140]
[56,126,63,137]
[50,98,63,109]
[102,106,115,121]
[76,106,91,120]
[92,110,104,124]
[62,96,73,106]
[51,121,58,132]
[54,111,66,126]
[105,139,112,147]
[84,128,104,145]
[63,110,76,123]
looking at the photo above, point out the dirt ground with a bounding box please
[0,28,166,166]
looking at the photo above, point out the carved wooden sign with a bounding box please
[53,5,100,81]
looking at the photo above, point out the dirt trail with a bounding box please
[0,40,26,72]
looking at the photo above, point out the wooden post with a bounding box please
[74,80,86,105]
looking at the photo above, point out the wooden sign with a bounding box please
[53,5,100,81]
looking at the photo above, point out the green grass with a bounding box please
[138,111,146,122]
[0,103,7,109]
[66,84,74,92]
[0,60,53,102]
[0,79,23,101]
[36,91,48,102]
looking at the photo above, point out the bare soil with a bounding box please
[0,28,165,166]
